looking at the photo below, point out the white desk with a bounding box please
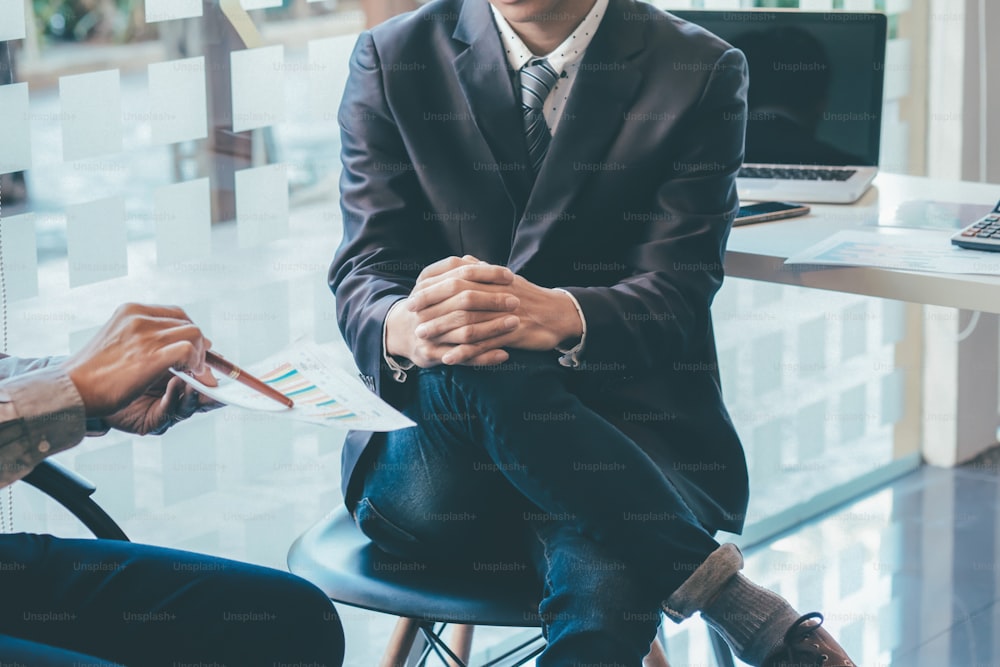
[726,173,1000,466]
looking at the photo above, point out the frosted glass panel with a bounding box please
[59,70,123,161]
[843,0,877,9]
[149,57,208,145]
[0,83,31,174]
[145,0,202,22]
[0,213,38,301]
[231,46,286,132]
[241,0,283,8]
[309,37,356,122]
[235,163,289,247]
[883,39,911,102]
[0,0,26,41]
[799,0,834,8]
[155,178,212,267]
[236,281,290,364]
[66,197,128,287]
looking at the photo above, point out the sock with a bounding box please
[699,573,802,666]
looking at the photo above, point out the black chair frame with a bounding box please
[20,459,130,541]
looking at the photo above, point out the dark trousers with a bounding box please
[0,533,345,667]
[355,351,721,667]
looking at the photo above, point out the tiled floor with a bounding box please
[651,461,1000,667]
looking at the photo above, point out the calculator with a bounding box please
[952,200,1000,251]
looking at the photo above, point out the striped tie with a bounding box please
[520,58,560,173]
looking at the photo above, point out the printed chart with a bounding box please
[174,342,414,431]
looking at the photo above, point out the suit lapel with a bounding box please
[508,0,644,273]
[453,0,534,215]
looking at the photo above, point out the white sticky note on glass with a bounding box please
[236,281,289,365]
[145,0,202,22]
[309,37,355,123]
[67,197,128,287]
[0,0,26,41]
[798,0,834,9]
[149,57,208,145]
[241,0,283,8]
[0,83,31,174]
[235,163,289,247]
[60,70,123,161]
[155,178,211,266]
[0,214,38,301]
[231,45,285,132]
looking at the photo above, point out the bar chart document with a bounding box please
[785,229,1000,274]
[174,342,415,431]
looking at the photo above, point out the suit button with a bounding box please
[38,439,51,453]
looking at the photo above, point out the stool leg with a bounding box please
[381,617,421,667]
[447,625,475,666]
[644,637,671,667]
[709,626,736,667]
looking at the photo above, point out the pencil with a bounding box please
[204,350,295,409]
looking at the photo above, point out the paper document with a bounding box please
[173,342,415,431]
[785,229,1000,275]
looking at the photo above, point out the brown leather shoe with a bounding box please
[762,613,856,667]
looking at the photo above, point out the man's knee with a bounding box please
[425,350,571,415]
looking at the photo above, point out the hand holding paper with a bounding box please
[173,342,415,431]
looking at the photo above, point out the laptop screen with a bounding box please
[670,10,888,167]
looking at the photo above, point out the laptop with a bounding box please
[671,10,888,204]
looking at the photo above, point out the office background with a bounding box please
[0,0,998,664]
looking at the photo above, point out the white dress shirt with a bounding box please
[490,0,609,134]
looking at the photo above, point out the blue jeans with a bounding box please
[355,351,723,666]
[0,534,345,666]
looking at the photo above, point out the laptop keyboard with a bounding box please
[739,166,858,182]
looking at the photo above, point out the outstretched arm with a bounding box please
[0,303,215,488]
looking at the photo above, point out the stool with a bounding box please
[289,508,733,667]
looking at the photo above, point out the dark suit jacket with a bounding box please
[329,0,751,535]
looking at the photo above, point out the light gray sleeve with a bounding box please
[0,357,86,488]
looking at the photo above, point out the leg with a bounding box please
[410,351,719,591]
[529,519,664,667]
[380,617,421,667]
[448,625,475,666]
[354,400,533,564]
[358,429,663,667]
[0,533,345,667]
[424,353,854,666]
[366,352,853,667]
[0,635,123,667]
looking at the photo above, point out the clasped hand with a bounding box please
[385,256,583,368]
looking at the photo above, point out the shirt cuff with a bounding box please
[0,365,86,486]
[553,288,587,368]
[383,299,416,383]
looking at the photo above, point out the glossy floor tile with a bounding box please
[655,463,1000,667]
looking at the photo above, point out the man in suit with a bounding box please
[330,0,857,664]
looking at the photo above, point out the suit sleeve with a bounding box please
[328,33,447,400]
[561,47,748,371]
[0,356,86,488]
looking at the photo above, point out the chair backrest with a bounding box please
[21,460,130,541]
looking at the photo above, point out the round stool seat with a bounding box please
[288,508,542,626]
